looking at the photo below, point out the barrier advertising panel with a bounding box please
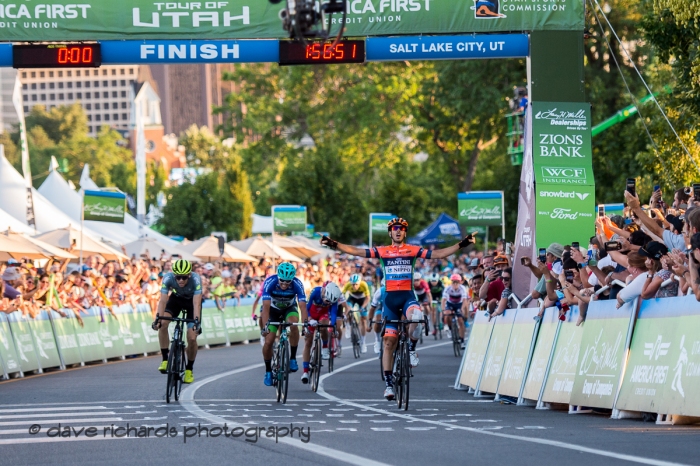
[478,309,517,394]
[222,303,259,343]
[72,311,107,363]
[521,307,560,401]
[0,313,21,374]
[459,311,495,388]
[570,299,636,409]
[541,306,585,404]
[616,296,700,417]
[6,312,40,373]
[497,307,540,398]
[49,310,83,366]
[27,310,62,370]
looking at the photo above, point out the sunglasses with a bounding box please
[390,225,407,231]
[175,274,190,281]
[502,276,511,281]
[278,279,292,285]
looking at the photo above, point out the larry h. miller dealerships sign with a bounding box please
[83,190,126,223]
[457,191,503,227]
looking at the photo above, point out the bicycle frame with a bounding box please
[155,314,198,403]
[382,317,429,410]
[267,321,305,404]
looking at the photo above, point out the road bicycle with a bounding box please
[267,321,305,404]
[382,317,429,411]
[347,305,363,359]
[447,311,465,357]
[153,313,198,404]
[308,322,336,392]
[431,300,443,340]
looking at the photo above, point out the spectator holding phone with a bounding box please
[616,252,648,308]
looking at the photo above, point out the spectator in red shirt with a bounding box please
[478,254,510,313]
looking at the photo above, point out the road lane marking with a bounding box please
[179,363,389,466]
[0,417,123,427]
[0,406,109,413]
[316,342,694,466]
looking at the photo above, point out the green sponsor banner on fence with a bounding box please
[458,192,503,227]
[28,312,62,370]
[459,311,495,388]
[497,307,540,398]
[541,306,584,404]
[83,190,126,223]
[570,299,635,410]
[7,313,40,373]
[0,314,21,374]
[616,296,700,417]
[532,102,593,186]
[535,183,595,248]
[478,309,517,394]
[273,206,307,233]
[522,307,559,401]
[0,2,584,41]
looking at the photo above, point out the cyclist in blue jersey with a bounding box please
[153,259,202,384]
[301,282,345,383]
[260,262,308,387]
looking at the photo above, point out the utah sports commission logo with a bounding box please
[473,0,506,18]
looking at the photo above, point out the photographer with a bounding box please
[625,190,686,251]
[639,242,678,299]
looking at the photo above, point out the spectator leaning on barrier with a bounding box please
[479,254,509,314]
[489,267,513,320]
[616,252,648,308]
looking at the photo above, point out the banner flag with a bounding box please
[83,190,127,223]
[11,77,36,229]
[272,206,307,233]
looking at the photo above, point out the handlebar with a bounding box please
[381,317,430,336]
[155,315,199,323]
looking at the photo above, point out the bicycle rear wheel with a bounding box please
[280,342,290,404]
[402,340,411,411]
[174,343,186,401]
[328,337,335,373]
[452,320,461,357]
[378,342,384,381]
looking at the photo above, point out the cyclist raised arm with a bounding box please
[153,259,202,384]
[321,218,476,400]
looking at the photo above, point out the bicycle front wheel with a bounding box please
[174,343,186,401]
[328,338,335,373]
[402,340,411,410]
[274,345,283,403]
[311,338,321,392]
[165,339,179,403]
[452,321,461,357]
[351,322,361,359]
[280,342,290,404]
[378,341,384,381]
[393,348,403,409]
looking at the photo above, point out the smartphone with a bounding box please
[626,178,636,197]
[598,205,605,217]
[538,248,547,263]
[565,270,575,282]
[572,241,579,250]
[505,243,512,255]
[604,241,622,252]
[520,257,528,266]
[693,183,700,202]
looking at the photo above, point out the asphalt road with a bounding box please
[1,334,699,466]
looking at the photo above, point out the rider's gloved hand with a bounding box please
[458,232,477,249]
[321,235,339,250]
[151,317,161,330]
[308,319,319,327]
[192,318,200,332]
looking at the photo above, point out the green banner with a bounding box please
[570,299,635,410]
[497,307,540,398]
[0,314,21,374]
[0,2,584,41]
[7,313,41,373]
[532,102,593,185]
[293,224,315,239]
[50,310,83,366]
[535,183,595,248]
[458,192,503,227]
[273,206,307,233]
[521,307,559,401]
[541,305,584,404]
[83,190,126,223]
[478,309,516,394]
[223,304,260,343]
[459,311,495,388]
[27,311,62,370]
[73,313,107,363]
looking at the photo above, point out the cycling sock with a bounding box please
[409,340,417,352]
[186,360,194,371]
[290,345,298,360]
[264,359,272,372]
[322,340,328,348]
[303,362,309,370]
[161,349,169,362]
[384,371,393,387]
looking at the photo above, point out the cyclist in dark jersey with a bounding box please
[153,259,202,384]
[427,273,445,336]
[321,218,476,400]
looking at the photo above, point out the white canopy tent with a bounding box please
[251,214,273,234]
[0,206,35,235]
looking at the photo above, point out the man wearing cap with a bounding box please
[2,267,38,301]
[625,190,687,251]
[478,254,510,313]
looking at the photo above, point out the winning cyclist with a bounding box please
[441,274,468,349]
[260,262,308,387]
[427,273,445,336]
[321,218,476,400]
[342,273,371,353]
[412,272,432,334]
[367,280,386,353]
[153,259,202,384]
[301,282,344,383]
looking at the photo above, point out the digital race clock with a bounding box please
[279,40,365,66]
[13,44,101,69]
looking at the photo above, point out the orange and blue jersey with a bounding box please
[364,244,432,292]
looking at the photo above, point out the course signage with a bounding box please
[532,101,593,185]
[100,39,278,64]
[83,190,126,223]
[0,2,584,42]
[366,34,528,61]
[458,191,504,227]
[272,205,307,233]
[535,184,594,248]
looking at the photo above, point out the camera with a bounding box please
[272,0,346,40]
[693,183,700,203]
[604,241,622,252]
[565,270,575,282]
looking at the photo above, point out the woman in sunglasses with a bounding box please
[321,217,477,401]
[152,259,202,385]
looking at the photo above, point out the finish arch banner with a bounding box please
[0,2,584,42]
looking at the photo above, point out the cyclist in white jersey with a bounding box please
[441,273,468,348]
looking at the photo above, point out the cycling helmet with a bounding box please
[387,217,409,230]
[450,273,462,282]
[277,262,296,281]
[323,282,342,303]
[429,273,440,282]
[350,273,362,284]
[172,259,192,275]
[413,272,422,280]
